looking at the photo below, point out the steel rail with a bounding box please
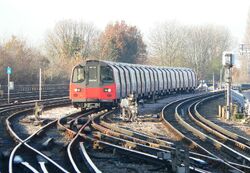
[189,95,250,156]
[194,95,250,147]
[92,117,218,163]
[89,103,240,173]
[162,92,248,172]
[177,98,250,165]
[79,132,212,173]
[6,99,72,173]
[175,95,248,171]
[98,118,174,147]
[58,108,106,173]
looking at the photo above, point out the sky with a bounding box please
[0,0,249,45]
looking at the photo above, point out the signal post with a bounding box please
[222,52,235,120]
[7,66,12,104]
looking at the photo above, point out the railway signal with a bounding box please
[222,52,235,120]
[6,66,12,104]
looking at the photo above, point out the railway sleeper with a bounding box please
[176,100,250,166]
[91,129,210,169]
[191,105,250,155]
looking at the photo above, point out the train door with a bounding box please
[117,65,127,97]
[146,67,154,93]
[151,68,159,93]
[163,69,170,91]
[168,69,176,91]
[183,70,189,90]
[173,69,180,91]
[109,65,121,99]
[137,67,146,95]
[120,66,130,96]
[178,69,184,90]
[187,69,194,89]
[130,66,140,95]
[124,66,135,94]
[142,67,150,95]
[161,68,168,92]
[86,62,99,88]
[158,69,164,91]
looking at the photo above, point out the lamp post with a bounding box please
[39,68,42,101]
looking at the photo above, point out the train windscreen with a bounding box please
[100,66,114,83]
[72,65,85,83]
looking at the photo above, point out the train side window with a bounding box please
[72,65,85,83]
[100,66,114,83]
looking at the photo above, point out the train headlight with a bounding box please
[104,88,112,92]
[74,88,81,92]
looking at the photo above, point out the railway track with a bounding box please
[194,95,250,147]
[57,92,250,172]
[1,97,70,173]
[58,102,242,172]
[1,91,249,172]
[59,109,173,173]
[162,92,250,172]
[92,106,250,172]
[188,96,250,161]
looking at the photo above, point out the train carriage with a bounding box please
[70,60,197,110]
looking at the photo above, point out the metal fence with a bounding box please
[0,84,69,93]
[231,89,245,108]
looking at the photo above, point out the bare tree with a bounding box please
[44,20,100,81]
[231,8,250,83]
[236,8,250,83]
[244,8,250,44]
[149,21,186,66]
[184,25,232,80]
[148,22,232,81]
[0,36,49,84]
[46,20,99,60]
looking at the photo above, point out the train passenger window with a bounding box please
[88,66,97,81]
[100,66,114,83]
[72,65,85,83]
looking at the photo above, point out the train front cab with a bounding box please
[70,61,116,110]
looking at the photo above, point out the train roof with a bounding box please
[80,59,193,71]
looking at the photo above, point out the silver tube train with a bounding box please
[70,60,197,109]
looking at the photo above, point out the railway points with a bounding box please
[0,61,250,173]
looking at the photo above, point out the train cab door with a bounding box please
[85,61,100,99]
[86,62,99,88]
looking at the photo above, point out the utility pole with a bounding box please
[213,72,215,91]
[39,68,42,101]
[219,69,223,90]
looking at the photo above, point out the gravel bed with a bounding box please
[86,143,168,173]
[108,92,203,142]
[19,105,78,135]
[198,96,250,139]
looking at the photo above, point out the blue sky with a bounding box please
[0,0,249,45]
